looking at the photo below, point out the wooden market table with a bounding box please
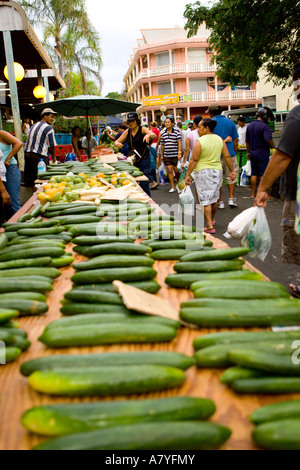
[0,195,299,451]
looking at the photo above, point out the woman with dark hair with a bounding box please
[115,113,156,197]
[71,126,82,161]
[160,115,182,193]
[185,118,236,233]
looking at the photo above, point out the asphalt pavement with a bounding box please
[150,181,300,290]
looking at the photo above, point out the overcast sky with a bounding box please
[86,0,191,97]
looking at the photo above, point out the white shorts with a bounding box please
[194,169,223,206]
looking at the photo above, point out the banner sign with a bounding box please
[142,94,180,107]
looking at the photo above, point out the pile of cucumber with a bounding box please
[250,399,300,450]
[20,396,231,450]
[0,313,31,364]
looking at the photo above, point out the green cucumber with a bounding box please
[0,327,27,338]
[193,280,290,299]
[83,243,152,258]
[21,396,213,437]
[4,346,22,363]
[12,336,31,351]
[64,290,123,305]
[0,330,15,344]
[72,236,134,246]
[60,303,130,316]
[180,303,300,327]
[7,239,66,247]
[131,214,176,223]
[166,270,262,288]
[17,227,64,237]
[231,377,300,394]
[0,300,48,316]
[33,420,231,450]
[0,309,20,323]
[58,206,98,215]
[220,367,264,385]
[21,351,193,377]
[142,239,211,249]
[227,348,300,376]
[0,233,8,250]
[252,418,300,450]
[50,216,102,226]
[150,231,202,241]
[0,292,47,302]
[72,267,157,284]
[39,322,177,347]
[0,247,65,262]
[50,256,74,268]
[28,365,186,396]
[74,280,161,294]
[183,298,298,310]
[174,259,245,273]
[30,204,43,218]
[250,400,300,425]
[74,255,154,271]
[69,224,127,237]
[0,257,52,270]
[193,329,300,350]
[180,247,250,262]
[18,213,33,222]
[1,241,65,251]
[4,220,59,231]
[150,249,198,260]
[0,280,52,293]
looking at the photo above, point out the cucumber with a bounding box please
[231,377,300,394]
[183,298,298,310]
[83,243,152,258]
[21,351,193,377]
[0,300,48,316]
[0,233,8,250]
[51,216,102,226]
[30,204,43,218]
[0,330,15,344]
[151,231,202,241]
[227,348,300,376]
[0,280,52,293]
[220,367,264,385]
[58,206,98,216]
[17,227,64,237]
[5,346,22,363]
[0,292,47,302]
[4,220,58,231]
[174,259,245,273]
[166,270,262,288]
[72,236,134,246]
[71,267,157,284]
[74,280,161,294]
[0,257,52,270]
[28,365,186,396]
[33,421,231,450]
[150,249,198,260]
[64,290,123,305]
[180,247,250,262]
[193,280,290,299]
[250,400,300,425]
[69,224,127,237]
[130,214,176,223]
[2,241,65,251]
[26,233,73,243]
[142,239,211,250]
[39,323,177,347]
[18,213,33,222]
[50,256,74,268]
[252,419,300,450]
[12,336,31,351]
[7,239,66,248]
[0,309,20,323]
[60,303,130,316]
[0,247,65,262]
[74,255,154,271]
[0,327,27,338]
[21,396,213,437]
[193,329,300,350]
[180,304,300,327]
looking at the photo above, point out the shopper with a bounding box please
[182,115,202,167]
[237,116,247,147]
[148,143,159,190]
[22,118,31,136]
[160,115,182,193]
[107,124,129,156]
[24,108,57,188]
[207,103,239,208]
[71,126,82,161]
[115,112,156,197]
[246,107,274,199]
[0,130,23,217]
[82,131,98,158]
[0,175,11,226]
[255,62,300,295]
[92,126,100,145]
[185,118,236,233]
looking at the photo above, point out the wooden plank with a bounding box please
[0,198,296,451]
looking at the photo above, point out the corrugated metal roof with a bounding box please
[141,28,187,44]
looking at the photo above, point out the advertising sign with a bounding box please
[142,94,180,107]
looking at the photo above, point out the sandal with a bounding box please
[204,228,216,234]
[288,284,300,298]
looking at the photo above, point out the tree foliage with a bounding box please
[184,0,300,86]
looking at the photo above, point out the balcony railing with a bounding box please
[134,90,260,106]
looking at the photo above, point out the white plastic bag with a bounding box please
[241,207,272,261]
[158,163,167,184]
[244,160,252,176]
[179,186,195,216]
[224,206,258,239]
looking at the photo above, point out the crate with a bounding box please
[54,145,73,158]
[54,134,72,145]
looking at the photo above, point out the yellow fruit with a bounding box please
[37,193,50,205]
[122,179,132,186]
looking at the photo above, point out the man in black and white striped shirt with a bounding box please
[24,108,57,188]
[160,115,182,193]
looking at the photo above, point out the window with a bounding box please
[158,81,172,95]
[156,52,175,67]
[189,79,207,93]
[188,48,206,63]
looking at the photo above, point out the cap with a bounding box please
[205,103,222,114]
[41,108,58,117]
[127,112,139,121]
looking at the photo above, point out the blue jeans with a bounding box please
[4,164,21,217]
[136,156,151,197]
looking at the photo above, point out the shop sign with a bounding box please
[142,94,180,107]
[183,94,193,102]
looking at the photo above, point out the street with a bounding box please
[150,182,300,290]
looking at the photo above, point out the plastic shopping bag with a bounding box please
[158,163,168,184]
[177,168,187,192]
[241,207,272,261]
[179,186,195,216]
[244,160,252,176]
[224,206,258,240]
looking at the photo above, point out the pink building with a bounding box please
[124,27,262,123]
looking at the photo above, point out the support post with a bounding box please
[44,75,50,103]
